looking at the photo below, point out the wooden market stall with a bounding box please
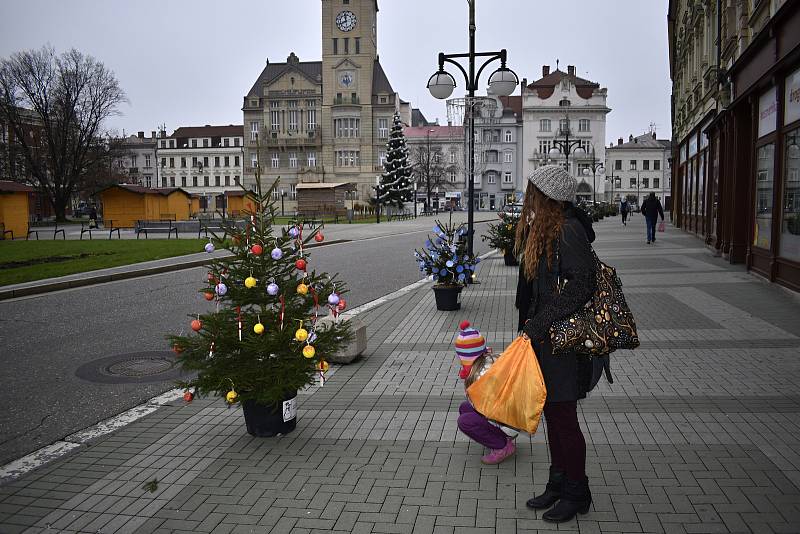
[225,190,258,218]
[0,181,34,239]
[98,185,191,228]
[295,183,352,217]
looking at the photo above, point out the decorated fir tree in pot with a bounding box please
[169,174,352,437]
[481,212,520,266]
[375,111,413,215]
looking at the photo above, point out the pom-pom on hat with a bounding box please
[455,320,487,373]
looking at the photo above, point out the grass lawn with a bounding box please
[0,239,209,286]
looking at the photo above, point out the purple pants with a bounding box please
[457,401,507,449]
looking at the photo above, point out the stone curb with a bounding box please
[0,238,350,301]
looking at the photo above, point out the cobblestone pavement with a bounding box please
[2,216,800,533]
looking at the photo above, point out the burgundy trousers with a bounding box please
[543,400,586,481]
[457,401,507,450]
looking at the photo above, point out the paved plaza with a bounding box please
[2,215,800,533]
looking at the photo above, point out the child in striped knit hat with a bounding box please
[456,320,517,464]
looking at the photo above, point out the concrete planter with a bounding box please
[317,313,367,364]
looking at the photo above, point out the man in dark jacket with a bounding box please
[640,193,664,244]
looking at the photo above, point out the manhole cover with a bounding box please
[76,351,191,384]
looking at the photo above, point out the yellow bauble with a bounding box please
[318,360,329,372]
[225,390,238,403]
[254,322,265,335]
[244,276,257,288]
[297,283,308,295]
[303,345,316,358]
[295,328,308,342]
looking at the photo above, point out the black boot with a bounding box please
[525,466,564,509]
[542,477,591,522]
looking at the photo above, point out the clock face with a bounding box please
[336,10,357,32]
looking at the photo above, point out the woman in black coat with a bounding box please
[515,165,596,523]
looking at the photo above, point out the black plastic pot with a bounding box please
[241,392,297,437]
[433,284,462,311]
[503,251,519,266]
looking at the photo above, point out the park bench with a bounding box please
[136,220,178,239]
[296,213,324,230]
[1,223,12,240]
[80,219,121,240]
[52,222,65,240]
[198,218,226,239]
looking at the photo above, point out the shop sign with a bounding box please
[758,87,778,138]
[785,67,800,126]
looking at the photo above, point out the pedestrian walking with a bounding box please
[455,321,518,465]
[514,165,596,523]
[89,205,98,229]
[640,193,664,244]
[620,199,629,226]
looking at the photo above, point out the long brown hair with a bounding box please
[514,184,565,279]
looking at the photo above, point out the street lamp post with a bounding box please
[636,171,641,209]
[580,144,604,205]
[426,0,518,257]
[280,189,286,217]
[549,98,586,174]
[413,182,418,218]
[375,176,381,224]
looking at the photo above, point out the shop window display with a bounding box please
[753,143,774,249]
[780,129,800,262]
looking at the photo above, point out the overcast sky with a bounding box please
[0,0,671,142]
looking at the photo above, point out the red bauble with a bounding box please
[207,272,215,282]
[183,391,194,402]
[204,291,214,301]
[295,259,307,271]
[172,344,184,355]
[191,319,202,332]
[251,244,263,255]
[337,299,347,312]
[314,233,324,243]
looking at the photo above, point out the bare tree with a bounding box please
[411,140,459,212]
[0,46,127,220]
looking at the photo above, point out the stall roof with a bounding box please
[0,181,34,192]
[295,183,352,190]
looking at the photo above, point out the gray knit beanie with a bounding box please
[528,165,576,202]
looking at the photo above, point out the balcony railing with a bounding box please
[333,95,360,105]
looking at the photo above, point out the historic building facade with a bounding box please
[669,0,799,291]
[404,125,465,212]
[605,133,672,209]
[118,132,158,189]
[243,0,399,213]
[156,125,244,214]
[521,65,611,202]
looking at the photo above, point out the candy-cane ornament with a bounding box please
[236,306,242,341]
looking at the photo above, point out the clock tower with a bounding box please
[321,0,390,199]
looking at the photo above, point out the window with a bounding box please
[271,153,280,168]
[449,171,457,183]
[307,107,317,131]
[449,152,456,164]
[225,176,230,186]
[754,143,775,249]
[539,140,552,154]
[653,178,660,189]
[181,157,186,168]
[505,130,512,142]
[169,157,175,168]
[181,176,187,187]
[214,156,220,167]
[234,138,239,147]
[203,157,209,167]
[159,140,165,148]
[335,150,360,167]
[334,118,360,138]
[203,139,209,148]
[192,156,198,167]
[333,38,338,54]
[615,160,622,170]
[629,160,637,170]
[288,102,298,130]
[780,127,800,262]
[144,175,152,187]
[224,138,230,147]
[642,178,649,188]
[504,172,513,184]
[559,119,569,133]
[234,176,240,185]
[191,139,197,148]
[578,119,590,132]
[485,151,498,163]
[224,156,230,167]
[169,140,175,148]
[378,151,386,166]
[170,177,175,187]
[539,119,551,132]
[203,176,209,186]
[290,183,297,199]
[192,176,198,187]
[643,160,650,170]
[250,121,259,141]
[215,176,221,186]
[289,152,297,168]
[355,38,360,54]
[630,177,637,187]
[251,153,258,168]
[343,38,349,54]
[270,102,280,131]
[234,156,239,166]
[307,151,316,166]
[145,155,151,167]
[161,157,166,168]
[378,118,388,139]
[578,163,590,176]
[504,151,513,163]
[487,172,496,184]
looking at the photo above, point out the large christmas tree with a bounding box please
[169,172,352,416]
[375,111,413,210]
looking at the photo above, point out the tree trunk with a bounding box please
[53,191,70,222]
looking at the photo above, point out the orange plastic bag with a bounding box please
[466,337,547,434]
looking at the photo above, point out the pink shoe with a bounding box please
[481,437,516,465]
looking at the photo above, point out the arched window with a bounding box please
[576,182,592,193]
